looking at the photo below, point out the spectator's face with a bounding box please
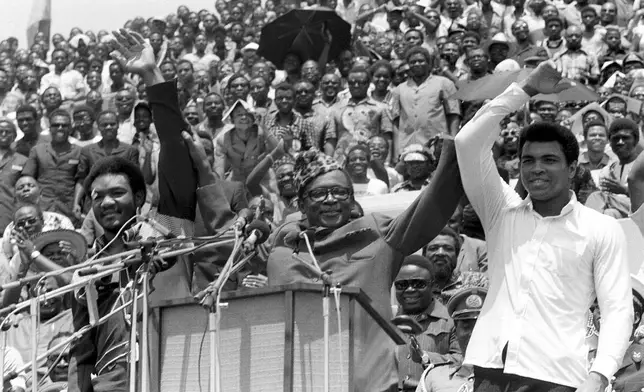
[13,176,39,209]
[160,63,176,81]
[467,49,488,72]
[36,277,64,321]
[52,51,68,71]
[17,110,37,135]
[195,34,207,52]
[320,74,340,100]
[374,37,393,58]
[14,205,44,237]
[231,24,244,42]
[300,170,353,229]
[447,208,463,233]
[604,30,620,49]
[218,63,234,80]
[600,3,617,24]
[170,37,184,54]
[188,12,200,28]
[606,101,626,118]
[183,106,200,125]
[565,27,582,50]
[177,62,194,84]
[542,5,558,19]
[140,25,151,38]
[387,12,403,29]
[632,87,644,101]
[0,121,15,148]
[372,66,392,92]
[347,149,369,177]
[512,21,530,41]
[519,141,574,202]
[87,91,103,109]
[89,60,103,74]
[301,61,321,86]
[501,126,519,153]
[347,71,370,100]
[581,10,597,29]
[294,82,315,109]
[231,105,253,130]
[204,94,226,118]
[425,234,458,279]
[546,21,563,39]
[149,33,163,53]
[22,70,38,91]
[467,13,481,31]
[251,62,269,81]
[73,110,94,135]
[405,31,423,47]
[203,15,217,32]
[74,61,89,76]
[445,0,462,17]
[91,173,141,233]
[405,160,431,180]
[395,264,434,314]
[52,34,64,47]
[231,7,243,21]
[489,43,509,64]
[461,36,479,53]
[87,71,102,90]
[181,26,195,44]
[0,70,8,91]
[585,125,608,153]
[455,319,477,352]
[275,89,295,114]
[109,64,124,83]
[230,77,250,100]
[610,129,637,161]
[98,113,119,141]
[583,111,603,125]
[368,136,388,162]
[441,43,460,65]
[46,334,71,382]
[50,114,72,143]
[276,163,296,197]
[134,107,152,131]
[537,102,557,122]
[283,53,302,74]
[408,53,430,79]
[339,51,354,77]
[115,90,135,116]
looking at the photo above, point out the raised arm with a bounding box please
[383,136,464,256]
[454,62,573,229]
[111,29,197,222]
[628,149,644,235]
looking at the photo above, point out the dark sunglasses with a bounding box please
[394,279,431,291]
[15,217,39,229]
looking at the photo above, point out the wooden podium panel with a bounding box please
[152,284,406,392]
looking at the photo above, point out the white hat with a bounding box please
[241,42,259,52]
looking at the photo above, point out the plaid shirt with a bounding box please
[296,108,337,150]
[263,111,315,154]
[553,48,600,82]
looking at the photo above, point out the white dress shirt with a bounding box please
[454,83,633,388]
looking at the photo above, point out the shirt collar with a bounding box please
[511,190,578,217]
[578,151,610,166]
[562,48,589,56]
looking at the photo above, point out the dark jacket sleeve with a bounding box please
[21,147,39,178]
[230,181,249,213]
[382,139,464,256]
[146,80,197,221]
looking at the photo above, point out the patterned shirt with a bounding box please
[263,111,314,155]
[296,108,337,150]
[553,48,600,82]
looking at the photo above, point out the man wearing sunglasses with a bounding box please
[267,127,463,392]
[395,255,461,391]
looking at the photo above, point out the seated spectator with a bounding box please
[43,331,72,386]
[344,142,389,197]
[394,254,462,391]
[586,118,642,217]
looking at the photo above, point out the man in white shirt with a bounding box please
[39,49,87,103]
[627,149,644,236]
[454,61,633,392]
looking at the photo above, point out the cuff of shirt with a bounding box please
[589,355,619,382]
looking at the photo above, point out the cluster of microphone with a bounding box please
[231,208,272,251]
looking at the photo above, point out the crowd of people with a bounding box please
[0,0,642,391]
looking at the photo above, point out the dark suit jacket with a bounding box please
[613,342,644,392]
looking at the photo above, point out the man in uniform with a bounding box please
[606,275,644,392]
[416,287,487,392]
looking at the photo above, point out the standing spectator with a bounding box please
[344,143,389,196]
[71,105,100,147]
[194,92,227,140]
[579,121,612,171]
[540,17,566,58]
[264,83,313,155]
[553,25,600,83]
[0,120,26,233]
[390,47,460,159]
[392,144,434,192]
[22,110,82,223]
[334,66,393,164]
[14,105,49,157]
[114,88,137,144]
[183,33,220,72]
[39,49,87,104]
[368,135,403,188]
[293,80,336,156]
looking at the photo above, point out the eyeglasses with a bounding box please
[348,79,369,87]
[306,187,352,202]
[50,123,70,129]
[394,279,431,291]
[15,217,39,229]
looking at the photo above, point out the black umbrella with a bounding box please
[257,7,352,69]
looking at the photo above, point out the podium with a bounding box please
[149,283,406,392]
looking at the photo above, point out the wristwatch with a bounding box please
[30,250,41,260]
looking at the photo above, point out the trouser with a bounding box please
[473,367,576,392]
[67,289,129,392]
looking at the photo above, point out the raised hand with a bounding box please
[110,29,156,74]
[522,60,575,96]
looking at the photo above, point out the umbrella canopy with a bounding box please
[257,7,351,69]
[453,69,599,102]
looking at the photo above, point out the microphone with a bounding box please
[242,220,271,251]
[232,209,255,232]
[122,215,175,243]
